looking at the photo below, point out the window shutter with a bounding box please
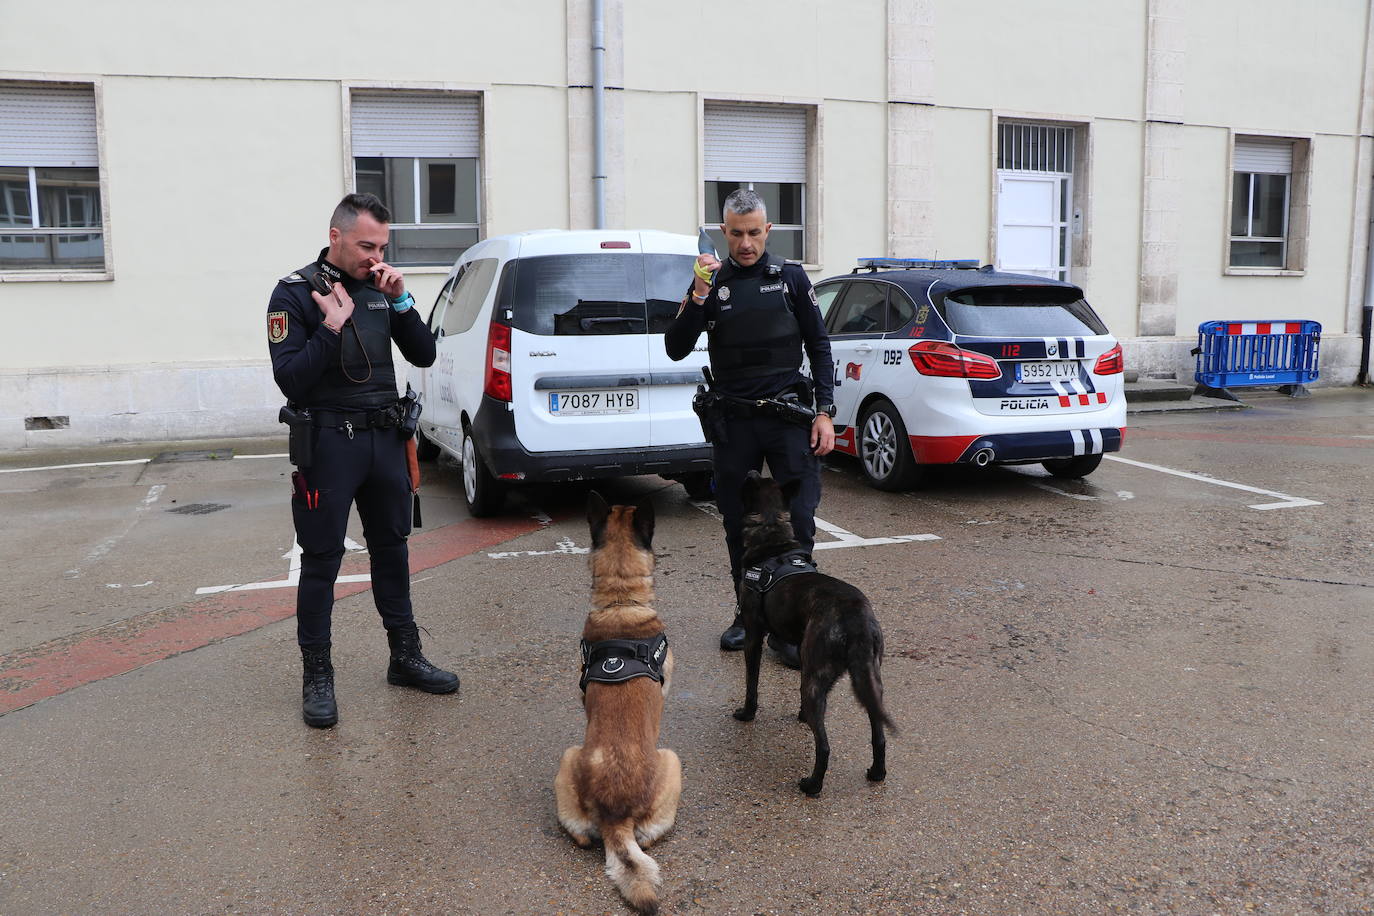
[0,84,98,168]
[1233,139,1293,174]
[351,91,480,158]
[704,103,806,183]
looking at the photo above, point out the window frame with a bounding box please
[0,79,113,282]
[699,98,820,267]
[1224,134,1310,277]
[343,85,486,274]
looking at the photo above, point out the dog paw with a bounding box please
[798,777,823,797]
[732,707,756,721]
[866,767,886,782]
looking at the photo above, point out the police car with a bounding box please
[817,258,1125,490]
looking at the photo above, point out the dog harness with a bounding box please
[579,632,669,692]
[740,549,818,595]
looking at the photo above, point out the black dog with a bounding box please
[731,471,895,796]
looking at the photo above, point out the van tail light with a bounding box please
[483,322,512,401]
[907,340,1002,379]
[1093,344,1124,375]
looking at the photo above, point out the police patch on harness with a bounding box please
[267,311,288,344]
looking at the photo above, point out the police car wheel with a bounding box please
[858,400,918,491]
[1041,453,1103,479]
[414,424,440,461]
[461,426,506,517]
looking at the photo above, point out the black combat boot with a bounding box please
[386,622,460,694]
[300,644,338,728]
[720,612,747,651]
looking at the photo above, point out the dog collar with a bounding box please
[579,632,669,692]
[740,549,817,595]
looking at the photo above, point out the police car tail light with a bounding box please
[1093,344,1124,375]
[907,341,1002,379]
[483,322,512,401]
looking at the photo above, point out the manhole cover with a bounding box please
[167,503,231,516]
[151,449,234,463]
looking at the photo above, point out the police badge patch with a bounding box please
[267,311,288,344]
[718,286,730,302]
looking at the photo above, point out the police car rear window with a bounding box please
[937,286,1108,337]
[505,253,695,336]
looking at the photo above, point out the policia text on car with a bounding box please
[664,188,836,666]
[267,192,459,729]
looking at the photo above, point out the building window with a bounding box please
[1229,138,1298,269]
[703,102,809,262]
[995,122,1075,282]
[350,91,481,267]
[0,83,104,272]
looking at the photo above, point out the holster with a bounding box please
[279,405,315,468]
[398,384,423,440]
[692,385,729,445]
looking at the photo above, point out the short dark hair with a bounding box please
[331,192,391,231]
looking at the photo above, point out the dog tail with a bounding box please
[604,819,661,914]
[850,632,898,734]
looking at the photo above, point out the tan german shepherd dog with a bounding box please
[556,492,681,915]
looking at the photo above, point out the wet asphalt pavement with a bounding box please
[0,389,1371,915]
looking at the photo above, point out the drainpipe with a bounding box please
[591,0,606,229]
[1362,173,1374,385]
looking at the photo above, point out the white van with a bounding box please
[409,230,713,516]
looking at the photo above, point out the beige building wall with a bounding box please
[1,0,1370,448]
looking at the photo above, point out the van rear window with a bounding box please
[505,253,695,336]
[937,286,1108,337]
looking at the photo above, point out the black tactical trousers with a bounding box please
[291,425,414,647]
[712,413,822,588]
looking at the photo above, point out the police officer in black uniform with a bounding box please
[267,192,457,728]
[664,188,836,668]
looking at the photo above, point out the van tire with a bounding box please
[680,471,715,501]
[858,400,919,491]
[461,427,505,517]
[414,425,440,461]
[1042,453,1103,478]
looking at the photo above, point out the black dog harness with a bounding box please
[740,549,818,595]
[579,632,669,692]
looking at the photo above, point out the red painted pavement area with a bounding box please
[0,515,545,716]
[1128,429,1373,449]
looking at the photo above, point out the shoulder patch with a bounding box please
[267,311,288,344]
[280,272,306,284]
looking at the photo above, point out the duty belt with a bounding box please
[309,406,401,431]
[579,632,669,692]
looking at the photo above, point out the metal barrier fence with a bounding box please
[1193,320,1321,396]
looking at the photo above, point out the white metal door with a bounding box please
[996,172,1069,280]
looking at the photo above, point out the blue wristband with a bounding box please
[389,291,415,313]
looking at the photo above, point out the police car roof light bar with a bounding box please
[855,257,981,272]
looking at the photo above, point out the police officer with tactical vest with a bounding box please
[665,188,836,668]
[267,192,458,728]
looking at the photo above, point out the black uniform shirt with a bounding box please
[267,249,436,410]
[664,256,834,406]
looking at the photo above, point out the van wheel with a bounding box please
[414,425,440,461]
[1042,453,1103,478]
[858,400,919,491]
[680,471,715,501]
[461,427,505,517]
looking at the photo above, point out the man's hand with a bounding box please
[367,260,406,299]
[311,282,355,331]
[693,253,720,299]
[810,414,835,456]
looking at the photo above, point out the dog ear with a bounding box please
[780,477,803,507]
[587,490,610,547]
[632,497,655,549]
[741,471,761,507]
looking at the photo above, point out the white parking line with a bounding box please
[0,453,288,475]
[1104,455,1322,510]
[63,484,166,579]
[196,537,368,594]
[691,500,940,550]
[1026,480,1098,501]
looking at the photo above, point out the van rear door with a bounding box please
[506,240,655,453]
[642,233,708,448]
